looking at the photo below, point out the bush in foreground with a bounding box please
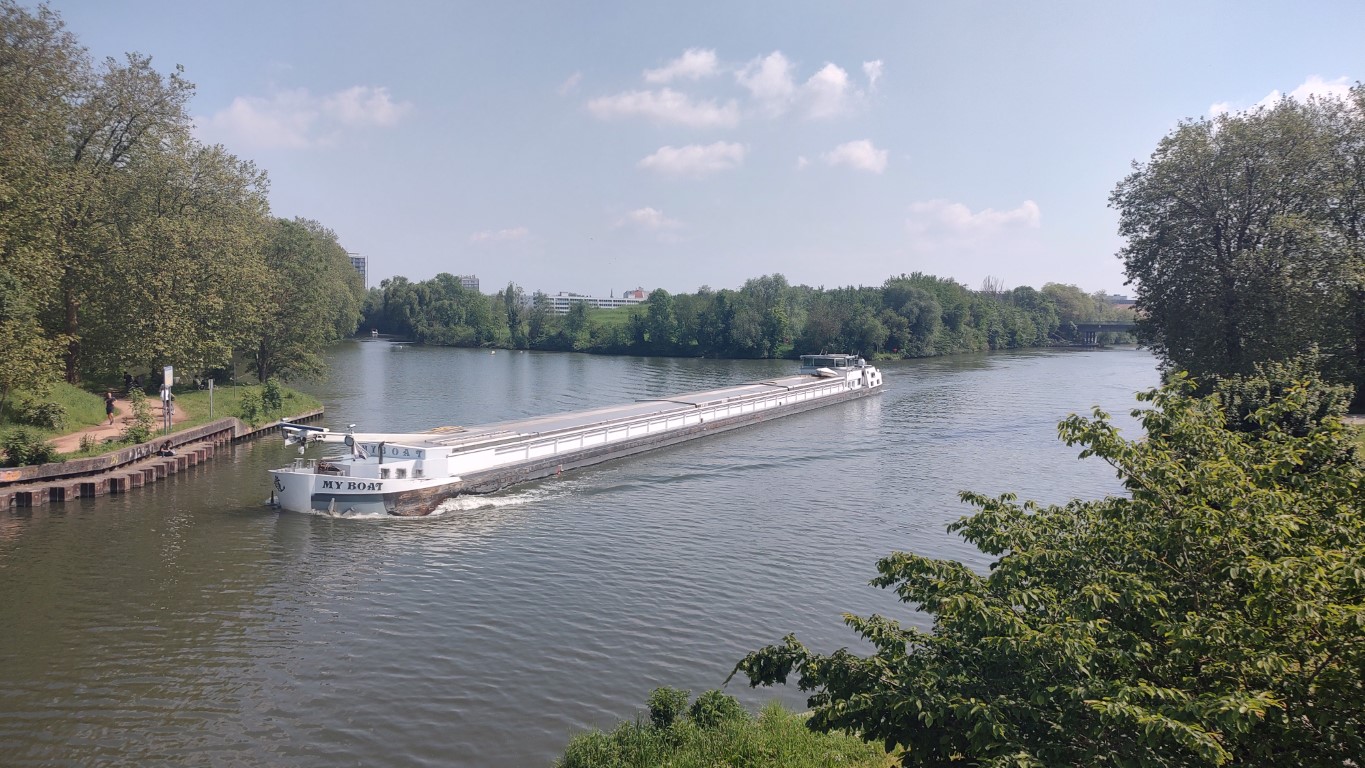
[558,688,889,768]
[1,428,58,467]
[732,362,1365,766]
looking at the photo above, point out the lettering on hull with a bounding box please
[319,480,384,491]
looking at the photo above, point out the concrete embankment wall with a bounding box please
[1,410,323,508]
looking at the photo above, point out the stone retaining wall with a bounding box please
[2,409,323,508]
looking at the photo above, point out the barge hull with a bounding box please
[317,385,879,516]
[280,354,884,517]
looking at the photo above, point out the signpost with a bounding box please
[161,366,173,434]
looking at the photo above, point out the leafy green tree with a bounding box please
[0,273,60,422]
[53,52,199,382]
[87,138,271,379]
[502,282,528,348]
[0,2,81,396]
[561,299,590,350]
[1113,91,1365,406]
[248,218,362,382]
[733,366,1365,766]
[527,290,553,346]
[644,288,678,352]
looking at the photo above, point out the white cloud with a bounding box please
[863,60,883,89]
[906,199,1041,235]
[737,51,796,115]
[637,141,746,177]
[1208,75,1354,118]
[904,200,1046,288]
[736,52,867,119]
[469,227,530,244]
[195,85,411,150]
[644,48,720,83]
[620,207,683,230]
[591,50,879,132]
[796,155,809,170]
[1289,74,1353,102]
[587,88,740,128]
[558,72,583,96]
[804,63,853,119]
[822,139,888,174]
[324,86,410,126]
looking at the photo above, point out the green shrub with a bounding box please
[557,698,889,768]
[123,389,155,444]
[238,388,262,424]
[262,379,283,413]
[14,397,66,430]
[646,686,690,730]
[1,428,58,467]
[688,689,748,729]
[79,433,98,453]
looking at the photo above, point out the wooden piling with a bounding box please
[15,488,48,506]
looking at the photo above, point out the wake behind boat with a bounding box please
[269,354,883,516]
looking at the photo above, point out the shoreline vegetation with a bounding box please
[361,273,1135,360]
[1,4,359,466]
[1,380,322,467]
[556,688,895,768]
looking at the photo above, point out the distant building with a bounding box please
[459,274,480,293]
[348,253,367,288]
[547,289,648,314]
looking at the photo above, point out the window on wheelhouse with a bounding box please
[802,355,852,369]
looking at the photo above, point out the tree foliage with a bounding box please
[0,2,361,403]
[1113,86,1365,408]
[249,218,364,382]
[362,270,1129,359]
[731,363,1365,766]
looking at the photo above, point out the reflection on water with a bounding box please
[0,345,1157,767]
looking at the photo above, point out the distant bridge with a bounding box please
[1073,321,1137,346]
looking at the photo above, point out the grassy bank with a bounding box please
[557,690,892,768]
[171,384,322,431]
[0,382,108,438]
[1,382,322,464]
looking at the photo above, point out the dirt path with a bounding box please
[49,396,191,454]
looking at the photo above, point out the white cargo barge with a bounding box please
[269,354,883,516]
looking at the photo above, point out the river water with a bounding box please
[0,343,1158,767]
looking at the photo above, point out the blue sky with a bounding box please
[51,1,1365,298]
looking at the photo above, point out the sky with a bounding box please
[47,1,1365,298]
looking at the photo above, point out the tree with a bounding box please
[1113,92,1365,406]
[86,138,271,378]
[54,51,198,382]
[0,272,60,422]
[248,218,362,382]
[503,282,528,348]
[732,364,1365,766]
[644,288,677,352]
[0,1,82,396]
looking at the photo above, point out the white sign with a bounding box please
[163,366,173,388]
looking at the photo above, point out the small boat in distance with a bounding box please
[269,354,883,516]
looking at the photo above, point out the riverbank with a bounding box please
[1,409,322,508]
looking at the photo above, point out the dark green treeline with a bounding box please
[0,2,364,416]
[362,274,1133,359]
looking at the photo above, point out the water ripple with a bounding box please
[0,347,1158,767]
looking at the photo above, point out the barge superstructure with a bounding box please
[269,354,882,516]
